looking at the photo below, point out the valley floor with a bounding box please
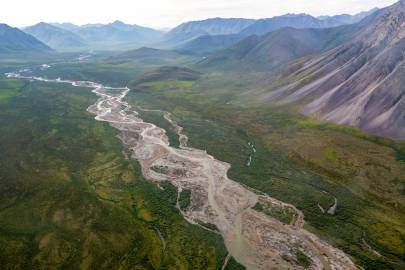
[0,54,404,269]
[0,74,231,269]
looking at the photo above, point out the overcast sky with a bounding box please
[1,0,398,29]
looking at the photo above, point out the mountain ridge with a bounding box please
[164,18,255,45]
[174,9,379,54]
[72,21,163,45]
[23,22,86,49]
[240,8,378,36]
[196,23,360,71]
[0,23,51,53]
[23,21,164,50]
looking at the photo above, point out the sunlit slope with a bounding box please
[261,1,405,139]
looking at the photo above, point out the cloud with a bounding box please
[0,0,398,28]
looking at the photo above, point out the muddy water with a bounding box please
[7,71,358,270]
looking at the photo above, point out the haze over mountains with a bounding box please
[197,26,356,70]
[239,9,378,36]
[72,21,163,47]
[22,21,163,50]
[0,7,376,52]
[24,22,85,49]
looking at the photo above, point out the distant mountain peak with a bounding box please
[282,13,312,17]
[23,22,86,49]
[50,22,79,31]
[0,23,10,30]
[29,22,59,30]
[111,20,126,26]
[68,21,163,48]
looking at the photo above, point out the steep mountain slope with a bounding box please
[72,21,163,45]
[179,34,245,55]
[265,0,405,139]
[110,47,186,65]
[197,25,357,70]
[164,18,255,45]
[134,66,201,84]
[24,22,86,49]
[0,24,51,53]
[241,9,378,36]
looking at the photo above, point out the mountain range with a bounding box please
[10,8,378,52]
[240,9,378,36]
[167,9,378,52]
[22,21,163,50]
[177,1,404,139]
[72,21,163,46]
[197,25,357,70]
[196,10,378,70]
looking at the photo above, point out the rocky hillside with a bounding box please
[264,0,405,139]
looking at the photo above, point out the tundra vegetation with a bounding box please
[2,50,403,268]
[0,75,235,269]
